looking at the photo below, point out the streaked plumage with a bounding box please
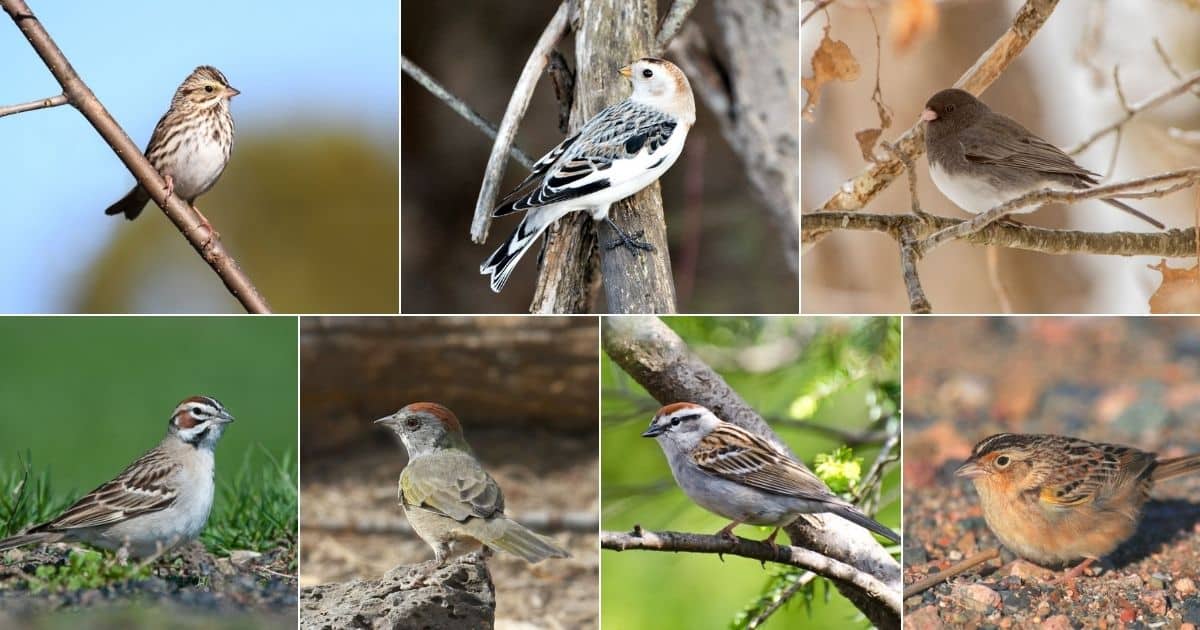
[0,396,234,559]
[104,66,238,221]
[481,57,695,293]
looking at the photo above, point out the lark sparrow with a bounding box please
[0,396,234,560]
[480,57,695,292]
[375,402,571,565]
[643,403,900,545]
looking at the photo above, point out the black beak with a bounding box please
[642,424,665,438]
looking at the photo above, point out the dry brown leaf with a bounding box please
[802,25,860,121]
[889,0,939,53]
[1148,259,1200,313]
[854,128,883,162]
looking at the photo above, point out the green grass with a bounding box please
[27,550,153,593]
[0,455,73,539]
[202,447,298,558]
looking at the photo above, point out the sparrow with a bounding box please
[642,403,900,547]
[0,396,234,560]
[922,88,1164,229]
[375,402,571,565]
[957,433,1200,578]
[480,57,695,292]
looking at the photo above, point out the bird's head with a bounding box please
[376,402,469,457]
[170,395,234,449]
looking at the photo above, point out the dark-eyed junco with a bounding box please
[922,88,1164,229]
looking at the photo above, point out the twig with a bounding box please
[815,0,1062,217]
[2,0,270,313]
[802,0,838,26]
[918,168,1200,253]
[802,211,1198,258]
[898,225,932,313]
[1067,70,1200,156]
[469,1,571,244]
[1152,38,1200,99]
[602,527,902,616]
[903,547,1001,599]
[985,246,1014,313]
[653,0,698,54]
[0,93,66,118]
[746,571,817,629]
[401,55,535,170]
[855,429,899,508]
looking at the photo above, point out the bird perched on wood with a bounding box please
[642,403,900,547]
[922,88,1164,229]
[481,57,695,293]
[375,402,571,565]
[958,433,1200,579]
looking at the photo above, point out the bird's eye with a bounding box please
[995,455,1010,467]
[945,104,955,113]
[669,417,680,426]
[205,85,214,93]
[405,418,420,429]
[642,69,653,78]
[191,407,202,415]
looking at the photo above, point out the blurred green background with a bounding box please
[601,316,900,629]
[0,317,297,504]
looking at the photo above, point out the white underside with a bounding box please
[165,131,228,201]
[930,161,1043,215]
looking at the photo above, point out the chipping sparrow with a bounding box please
[0,396,234,560]
[375,402,571,565]
[480,57,695,292]
[643,402,900,545]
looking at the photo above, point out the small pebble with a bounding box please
[954,583,1000,613]
[1176,577,1196,595]
[905,605,942,630]
[1041,614,1073,630]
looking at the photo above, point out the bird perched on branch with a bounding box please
[922,88,1164,229]
[481,57,695,293]
[104,66,239,231]
[642,403,900,548]
[957,433,1200,579]
[376,402,571,565]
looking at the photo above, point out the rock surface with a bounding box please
[301,553,495,630]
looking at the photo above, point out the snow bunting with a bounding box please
[481,57,695,293]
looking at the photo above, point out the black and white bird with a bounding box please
[481,57,695,293]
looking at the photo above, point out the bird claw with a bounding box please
[602,218,655,253]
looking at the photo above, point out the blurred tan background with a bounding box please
[401,1,798,313]
[802,0,1200,313]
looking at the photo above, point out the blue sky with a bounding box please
[0,1,398,311]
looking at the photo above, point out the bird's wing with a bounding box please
[399,451,505,523]
[492,99,680,216]
[38,448,180,531]
[1033,440,1155,509]
[691,424,840,503]
[958,115,1098,183]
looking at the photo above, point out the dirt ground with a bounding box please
[903,318,1200,628]
[300,428,599,629]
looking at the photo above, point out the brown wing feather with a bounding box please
[400,450,505,523]
[959,115,1098,183]
[691,424,832,500]
[36,447,179,531]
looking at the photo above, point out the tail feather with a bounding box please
[1153,453,1200,482]
[0,531,63,553]
[829,505,900,544]
[1102,198,1164,230]
[104,186,151,221]
[480,518,570,564]
[480,214,552,293]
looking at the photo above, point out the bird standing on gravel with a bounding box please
[481,57,695,293]
[376,402,570,565]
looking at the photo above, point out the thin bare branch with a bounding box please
[904,548,1001,599]
[401,55,535,170]
[469,1,571,244]
[0,93,66,118]
[2,0,270,313]
[654,0,698,54]
[899,225,932,313]
[746,572,818,629]
[1153,37,1200,99]
[1067,70,1200,156]
[602,527,902,616]
[802,0,838,25]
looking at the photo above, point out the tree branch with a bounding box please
[601,316,901,629]
[601,527,901,617]
[653,0,699,54]
[1066,70,1200,156]
[469,1,571,244]
[0,93,66,118]
[531,0,677,314]
[2,0,271,313]
[400,55,535,170]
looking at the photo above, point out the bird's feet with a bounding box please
[162,174,175,199]
[603,218,655,252]
[190,205,219,249]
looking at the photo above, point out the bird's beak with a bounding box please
[220,412,235,424]
[226,86,241,98]
[955,460,984,479]
[374,414,395,425]
[921,108,937,122]
[641,423,665,438]
[619,65,633,79]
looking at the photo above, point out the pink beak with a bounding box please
[921,108,937,122]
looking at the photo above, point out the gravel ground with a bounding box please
[0,541,297,629]
[903,318,1200,629]
[300,428,599,629]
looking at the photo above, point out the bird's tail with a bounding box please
[0,531,63,553]
[104,186,151,220]
[1102,198,1164,230]
[1153,453,1200,482]
[480,212,555,293]
[829,505,900,543]
[478,517,570,564]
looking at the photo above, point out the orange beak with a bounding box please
[618,65,633,78]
